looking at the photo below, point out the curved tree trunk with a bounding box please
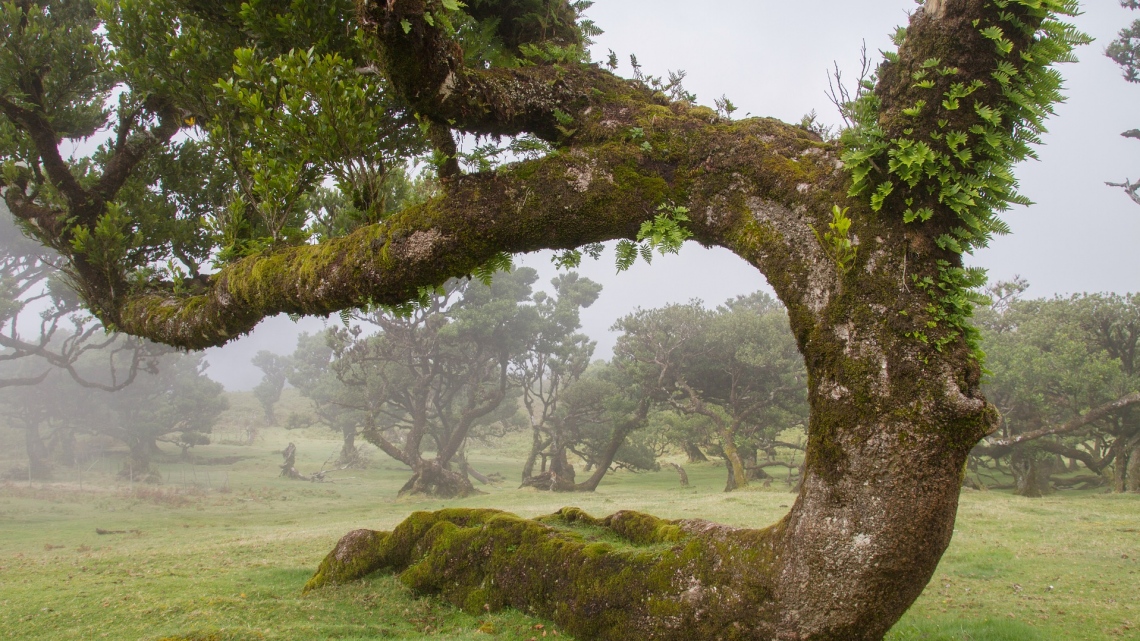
[298,2,1007,635]
[519,430,545,483]
[668,462,690,487]
[20,0,1066,637]
[720,432,749,492]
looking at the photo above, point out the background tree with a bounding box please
[286,331,372,467]
[1108,1,1140,204]
[0,347,227,480]
[685,294,807,491]
[0,0,1092,638]
[82,350,229,478]
[520,358,658,491]
[318,269,535,496]
[1,213,157,479]
[972,281,1140,495]
[251,350,289,425]
[511,272,603,488]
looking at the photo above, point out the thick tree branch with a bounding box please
[0,96,90,211]
[359,0,619,142]
[111,112,840,349]
[984,392,1140,449]
[0,370,49,389]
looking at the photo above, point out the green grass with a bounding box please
[0,392,1138,640]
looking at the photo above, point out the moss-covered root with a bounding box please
[306,507,785,639]
[303,529,389,594]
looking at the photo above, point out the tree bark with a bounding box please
[1012,447,1053,497]
[280,442,306,480]
[1116,435,1140,493]
[720,429,749,492]
[1127,440,1140,493]
[122,439,158,483]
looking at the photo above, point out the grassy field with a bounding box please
[1,392,1137,640]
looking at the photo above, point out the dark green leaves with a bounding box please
[615,202,692,273]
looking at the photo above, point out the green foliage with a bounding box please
[812,205,858,277]
[0,0,113,140]
[615,202,692,272]
[0,0,427,297]
[551,243,603,270]
[839,1,1089,355]
[973,285,1140,488]
[251,350,290,424]
[1108,1,1140,83]
[212,44,423,260]
[909,263,990,353]
[472,252,515,286]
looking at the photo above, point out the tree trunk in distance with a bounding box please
[1127,442,1140,493]
[684,441,709,463]
[720,434,749,492]
[280,442,306,480]
[668,463,690,487]
[520,433,542,483]
[121,440,159,483]
[1011,450,1043,498]
[339,426,358,467]
[398,459,482,498]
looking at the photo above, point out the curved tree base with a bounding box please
[305,507,783,639]
[398,462,485,499]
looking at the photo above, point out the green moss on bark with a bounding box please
[305,507,784,639]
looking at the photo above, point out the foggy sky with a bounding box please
[189,1,1140,389]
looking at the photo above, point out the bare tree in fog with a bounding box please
[0,214,162,479]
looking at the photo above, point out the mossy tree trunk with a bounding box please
[1115,435,1140,493]
[338,425,359,467]
[1011,449,1049,498]
[11,0,1083,638]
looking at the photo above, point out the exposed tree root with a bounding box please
[305,507,783,639]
